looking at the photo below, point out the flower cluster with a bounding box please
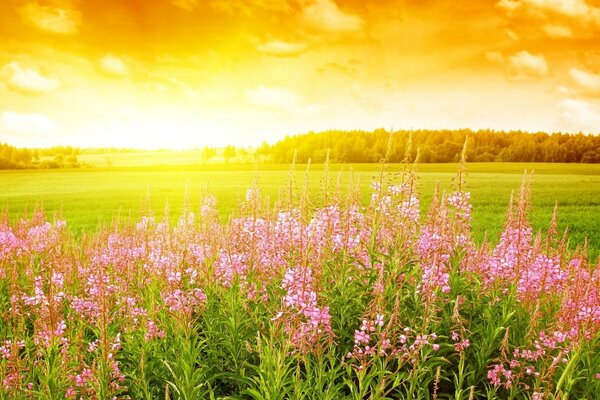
[0,166,598,398]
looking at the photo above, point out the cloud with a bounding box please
[245,85,301,109]
[506,29,520,40]
[497,0,521,12]
[558,98,600,131]
[171,0,199,11]
[507,50,548,80]
[497,0,600,37]
[1,62,61,95]
[485,51,505,64]
[208,0,292,14]
[569,67,600,93]
[542,24,574,38]
[301,0,364,34]
[351,91,385,114]
[1,111,56,135]
[18,2,80,34]
[497,0,590,17]
[317,61,357,75]
[487,50,548,80]
[99,54,128,77]
[256,40,307,57]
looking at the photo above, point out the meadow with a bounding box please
[0,159,598,399]
[0,162,599,258]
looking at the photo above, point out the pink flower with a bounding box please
[145,320,165,341]
[487,364,513,388]
[354,330,370,345]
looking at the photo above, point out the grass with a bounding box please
[1,162,599,259]
[76,150,216,167]
[2,160,599,399]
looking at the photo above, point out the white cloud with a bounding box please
[507,51,548,80]
[1,111,56,135]
[301,0,364,33]
[99,54,128,77]
[1,62,61,95]
[245,85,301,109]
[569,67,600,93]
[18,2,80,35]
[256,40,307,56]
[558,98,600,131]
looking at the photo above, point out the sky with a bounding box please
[1,0,600,149]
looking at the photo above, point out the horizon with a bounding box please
[2,127,599,152]
[2,1,600,149]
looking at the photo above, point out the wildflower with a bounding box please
[354,330,370,345]
[487,364,513,388]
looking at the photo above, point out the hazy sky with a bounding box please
[1,0,600,148]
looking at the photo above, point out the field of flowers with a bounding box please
[0,158,598,399]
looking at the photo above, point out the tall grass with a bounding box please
[0,155,598,399]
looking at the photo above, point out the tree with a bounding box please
[223,145,236,163]
[201,146,217,164]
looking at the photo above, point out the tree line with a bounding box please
[2,129,599,169]
[262,129,600,163]
[0,143,80,169]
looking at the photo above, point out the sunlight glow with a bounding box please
[1,0,599,148]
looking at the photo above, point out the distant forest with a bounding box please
[0,144,81,169]
[1,129,600,169]
[262,129,600,164]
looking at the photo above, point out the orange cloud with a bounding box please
[301,0,363,34]
[171,0,199,11]
[486,51,505,64]
[507,51,548,80]
[208,0,293,14]
[497,0,591,17]
[486,50,549,80]
[18,2,81,35]
[498,0,600,38]
[542,24,574,38]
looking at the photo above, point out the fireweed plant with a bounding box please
[0,149,598,399]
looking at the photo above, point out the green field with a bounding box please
[76,150,213,167]
[1,162,599,259]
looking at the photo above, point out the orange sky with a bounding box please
[1,0,600,148]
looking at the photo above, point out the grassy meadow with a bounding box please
[1,159,599,399]
[1,162,599,259]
